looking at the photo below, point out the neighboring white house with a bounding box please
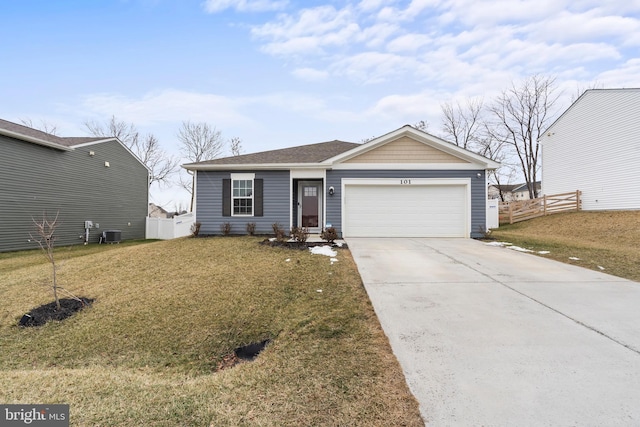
[541,88,640,211]
[489,182,541,201]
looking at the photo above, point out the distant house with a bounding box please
[0,119,149,252]
[183,125,499,238]
[541,88,640,211]
[149,203,170,218]
[488,184,519,201]
[489,182,541,202]
[512,182,541,200]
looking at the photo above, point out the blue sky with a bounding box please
[2,0,639,209]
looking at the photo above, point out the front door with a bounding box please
[298,181,323,233]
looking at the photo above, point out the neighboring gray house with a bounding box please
[0,119,149,252]
[541,88,640,210]
[183,125,499,238]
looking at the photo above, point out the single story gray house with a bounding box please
[183,125,499,238]
[0,118,149,252]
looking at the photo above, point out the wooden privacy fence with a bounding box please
[499,191,582,224]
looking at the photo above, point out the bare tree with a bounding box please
[135,134,179,187]
[441,98,484,150]
[20,118,59,135]
[178,121,226,210]
[84,115,138,147]
[229,136,243,156]
[487,75,559,199]
[30,212,62,310]
[84,115,177,187]
[570,81,604,103]
[412,120,429,132]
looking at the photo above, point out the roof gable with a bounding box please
[328,125,499,169]
[542,88,640,137]
[342,134,469,164]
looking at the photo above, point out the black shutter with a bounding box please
[222,179,231,217]
[254,179,263,217]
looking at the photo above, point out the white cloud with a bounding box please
[79,89,251,127]
[596,58,640,87]
[291,67,329,81]
[202,0,288,13]
[252,5,361,56]
[387,33,432,52]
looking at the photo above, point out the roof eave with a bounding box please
[182,162,328,171]
[0,128,73,151]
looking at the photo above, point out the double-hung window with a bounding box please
[231,173,254,216]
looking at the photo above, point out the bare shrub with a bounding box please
[272,223,287,242]
[220,222,232,236]
[290,226,310,243]
[191,221,202,237]
[246,222,257,236]
[320,227,338,244]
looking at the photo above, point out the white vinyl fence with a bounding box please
[146,212,195,240]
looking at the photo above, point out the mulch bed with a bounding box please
[259,239,347,250]
[19,297,94,327]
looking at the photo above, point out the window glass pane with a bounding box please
[232,179,254,215]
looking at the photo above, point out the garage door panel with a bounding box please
[344,184,467,237]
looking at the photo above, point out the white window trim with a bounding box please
[231,173,255,217]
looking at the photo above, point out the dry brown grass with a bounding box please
[490,211,640,281]
[0,237,422,426]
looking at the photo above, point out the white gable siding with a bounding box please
[541,89,640,211]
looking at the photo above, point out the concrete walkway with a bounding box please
[347,238,640,426]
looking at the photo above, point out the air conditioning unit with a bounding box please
[101,230,121,244]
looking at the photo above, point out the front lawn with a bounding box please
[0,237,422,426]
[490,211,640,281]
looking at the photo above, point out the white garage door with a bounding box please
[343,182,468,237]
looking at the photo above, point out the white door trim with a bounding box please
[297,180,323,233]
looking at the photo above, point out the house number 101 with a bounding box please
[400,179,412,184]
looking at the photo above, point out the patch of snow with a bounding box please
[538,251,550,255]
[335,242,343,247]
[316,289,323,293]
[569,257,580,260]
[508,246,533,253]
[310,246,337,257]
[285,258,291,262]
[598,266,605,270]
[268,237,276,242]
[330,258,338,263]
[485,241,513,247]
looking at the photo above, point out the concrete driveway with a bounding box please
[347,238,640,426]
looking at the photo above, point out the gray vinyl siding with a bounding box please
[196,170,290,235]
[326,169,487,238]
[0,135,149,252]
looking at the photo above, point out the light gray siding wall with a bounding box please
[326,169,487,238]
[196,170,290,235]
[0,136,149,252]
[541,89,640,210]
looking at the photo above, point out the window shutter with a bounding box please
[254,179,263,217]
[222,179,231,217]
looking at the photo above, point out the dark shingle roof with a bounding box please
[0,119,114,149]
[0,118,74,147]
[62,137,110,146]
[185,140,361,166]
